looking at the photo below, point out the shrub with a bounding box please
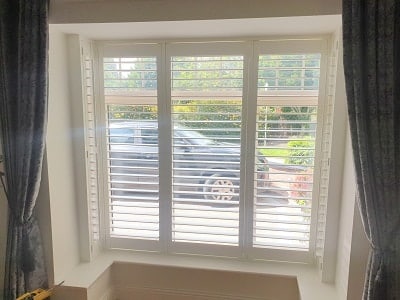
[290,168,313,223]
[290,169,313,201]
[286,138,315,166]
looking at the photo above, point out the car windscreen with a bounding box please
[109,128,134,143]
[175,127,215,146]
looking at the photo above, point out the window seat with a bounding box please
[52,250,339,300]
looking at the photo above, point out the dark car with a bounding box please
[107,121,269,203]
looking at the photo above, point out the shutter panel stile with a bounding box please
[315,42,338,267]
[82,43,101,242]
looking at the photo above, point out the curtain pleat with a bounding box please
[0,1,49,299]
[343,0,400,299]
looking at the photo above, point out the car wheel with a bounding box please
[203,173,238,202]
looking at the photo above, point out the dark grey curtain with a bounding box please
[0,1,49,299]
[343,0,400,299]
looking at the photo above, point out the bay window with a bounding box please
[90,39,329,262]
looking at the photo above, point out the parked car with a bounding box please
[107,121,269,203]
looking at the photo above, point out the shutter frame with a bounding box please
[82,40,101,246]
[315,37,339,270]
[94,39,335,263]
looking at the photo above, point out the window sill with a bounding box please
[59,250,339,300]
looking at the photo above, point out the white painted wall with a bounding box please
[347,201,369,299]
[49,0,341,24]
[335,127,356,299]
[334,125,369,299]
[45,27,81,283]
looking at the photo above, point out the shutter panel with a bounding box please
[170,55,243,246]
[103,57,160,241]
[253,54,321,250]
[82,42,100,242]
[315,43,338,264]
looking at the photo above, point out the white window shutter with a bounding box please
[103,56,160,242]
[170,55,244,247]
[82,41,100,242]
[315,41,338,267]
[94,40,333,262]
[254,54,321,251]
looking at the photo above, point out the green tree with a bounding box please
[105,54,320,143]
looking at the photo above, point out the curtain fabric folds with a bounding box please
[0,1,49,299]
[343,0,400,299]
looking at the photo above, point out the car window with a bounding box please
[109,128,134,143]
[174,127,215,146]
[141,129,158,145]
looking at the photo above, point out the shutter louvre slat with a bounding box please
[83,50,100,241]
[105,56,160,240]
[171,55,244,246]
[253,54,321,250]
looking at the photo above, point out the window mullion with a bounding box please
[240,41,258,256]
[158,42,173,252]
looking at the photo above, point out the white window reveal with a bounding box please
[97,40,328,261]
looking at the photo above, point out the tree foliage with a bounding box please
[104,54,320,142]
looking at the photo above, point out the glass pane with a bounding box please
[104,57,160,240]
[171,55,243,246]
[254,54,321,250]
